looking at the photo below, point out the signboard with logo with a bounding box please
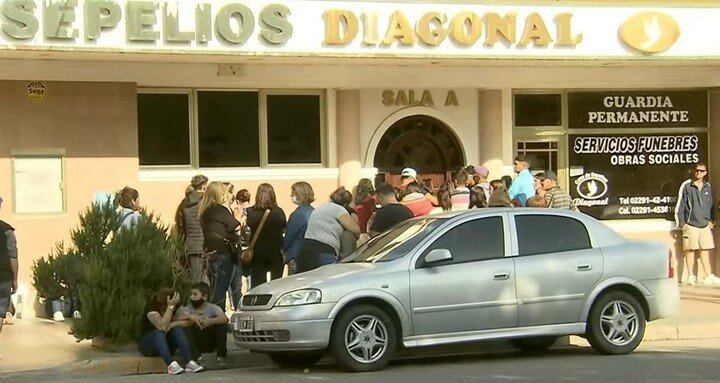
[0,1,710,60]
[568,90,708,129]
[569,133,708,220]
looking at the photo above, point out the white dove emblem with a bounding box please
[640,16,662,51]
[586,180,599,197]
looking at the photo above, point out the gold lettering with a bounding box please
[484,12,516,46]
[445,90,459,106]
[449,12,482,46]
[382,90,394,106]
[323,9,357,45]
[421,90,434,106]
[555,13,582,46]
[416,12,447,46]
[395,90,408,106]
[361,11,378,45]
[519,13,552,46]
[382,11,416,46]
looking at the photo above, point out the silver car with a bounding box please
[232,208,680,372]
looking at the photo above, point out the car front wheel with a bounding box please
[330,304,397,372]
[587,291,646,355]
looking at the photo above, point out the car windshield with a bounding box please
[343,218,444,263]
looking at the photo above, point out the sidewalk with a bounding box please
[3,286,720,379]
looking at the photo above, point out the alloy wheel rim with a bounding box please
[345,314,388,364]
[599,300,639,346]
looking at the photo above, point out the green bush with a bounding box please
[71,214,187,343]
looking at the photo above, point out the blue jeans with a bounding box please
[210,253,233,311]
[228,262,247,310]
[138,328,193,365]
[317,253,337,267]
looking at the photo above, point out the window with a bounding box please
[515,215,591,256]
[137,93,190,166]
[344,218,444,263]
[267,95,322,164]
[514,94,562,127]
[198,91,260,167]
[422,217,505,266]
[137,90,325,168]
[13,156,64,214]
[516,141,559,173]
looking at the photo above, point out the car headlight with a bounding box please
[275,289,322,307]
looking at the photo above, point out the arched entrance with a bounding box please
[373,115,464,188]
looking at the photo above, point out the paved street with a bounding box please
[10,338,720,383]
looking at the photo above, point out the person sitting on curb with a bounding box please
[138,288,204,375]
[183,282,229,369]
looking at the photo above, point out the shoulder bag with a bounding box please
[241,209,271,266]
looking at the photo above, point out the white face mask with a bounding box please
[291,195,300,205]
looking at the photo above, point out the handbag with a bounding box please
[241,209,271,266]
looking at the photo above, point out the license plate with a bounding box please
[236,316,254,332]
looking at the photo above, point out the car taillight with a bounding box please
[668,250,675,279]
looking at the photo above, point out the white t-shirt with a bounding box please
[304,203,349,255]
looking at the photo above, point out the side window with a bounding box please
[515,215,591,256]
[422,216,505,266]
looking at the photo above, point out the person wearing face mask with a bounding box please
[183,282,230,369]
[282,182,315,275]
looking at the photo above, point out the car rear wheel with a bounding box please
[330,304,397,372]
[511,336,558,353]
[587,291,646,355]
[269,352,323,368]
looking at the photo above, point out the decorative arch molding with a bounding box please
[363,106,467,169]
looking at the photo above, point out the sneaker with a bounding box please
[53,311,65,322]
[73,310,82,319]
[5,312,15,325]
[167,361,184,375]
[687,275,697,286]
[185,360,205,373]
[216,357,227,370]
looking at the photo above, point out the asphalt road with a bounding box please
[10,338,720,383]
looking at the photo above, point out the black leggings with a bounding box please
[250,255,284,288]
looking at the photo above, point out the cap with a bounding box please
[401,167,418,179]
[537,171,558,182]
[474,165,489,178]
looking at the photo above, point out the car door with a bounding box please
[512,213,603,327]
[409,214,518,336]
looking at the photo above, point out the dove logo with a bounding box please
[620,12,680,54]
[575,172,609,200]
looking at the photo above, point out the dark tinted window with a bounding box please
[137,93,190,166]
[198,91,259,167]
[514,94,562,127]
[267,95,322,164]
[515,215,591,255]
[423,217,504,266]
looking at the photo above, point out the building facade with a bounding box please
[1,0,719,294]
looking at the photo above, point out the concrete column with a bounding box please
[709,90,720,276]
[326,89,338,168]
[337,90,362,189]
[478,89,514,180]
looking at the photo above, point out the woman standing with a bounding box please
[297,187,361,273]
[282,182,315,275]
[138,288,204,375]
[199,182,242,311]
[246,184,287,288]
[353,179,375,234]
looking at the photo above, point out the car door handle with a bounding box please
[493,271,510,280]
[576,263,592,271]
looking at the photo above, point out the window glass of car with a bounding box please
[420,216,505,267]
[515,214,592,256]
[344,218,444,263]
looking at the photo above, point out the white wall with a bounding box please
[359,88,479,171]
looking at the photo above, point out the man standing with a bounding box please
[0,196,18,341]
[508,154,535,207]
[368,183,414,237]
[539,171,576,210]
[473,165,491,201]
[400,167,438,205]
[676,163,720,286]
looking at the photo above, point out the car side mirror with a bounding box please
[424,249,453,265]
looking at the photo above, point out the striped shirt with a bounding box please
[450,188,470,211]
[546,187,575,210]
